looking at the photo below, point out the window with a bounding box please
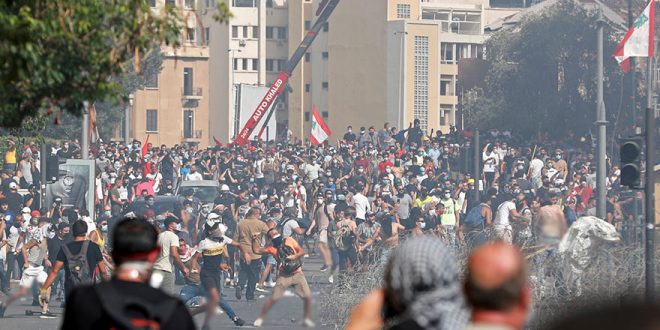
[183,67,193,95]
[150,0,157,7]
[183,110,194,138]
[397,4,411,19]
[185,0,195,9]
[242,59,248,71]
[186,28,196,42]
[414,36,429,131]
[233,0,257,7]
[266,27,274,39]
[266,0,273,8]
[146,110,158,132]
[252,26,259,38]
[277,27,287,40]
[277,60,286,71]
[233,58,238,71]
[232,26,239,39]
[266,59,274,71]
[305,84,311,92]
[322,82,329,90]
[323,22,329,32]
[441,43,454,64]
[322,111,328,118]
[252,59,259,71]
[243,26,248,39]
[204,27,210,45]
[440,75,453,96]
[304,112,310,122]
[322,51,329,59]
[305,20,311,30]
[166,0,175,6]
[305,53,311,62]
[145,69,158,89]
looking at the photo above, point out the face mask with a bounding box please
[272,235,283,247]
[555,155,561,160]
[317,198,324,204]
[186,207,193,213]
[420,222,426,229]
[358,169,364,173]
[385,168,391,173]
[30,218,38,225]
[210,230,223,238]
[101,224,108,232]
[175,223,182,231]
[444,193,451,199]
[429,210,435,216]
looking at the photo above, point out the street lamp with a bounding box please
[228,48,242,137]
[125,93,134,145]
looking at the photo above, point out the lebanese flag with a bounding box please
[310,106,331,145]
[613,0,655,72]
[141,134,150,157]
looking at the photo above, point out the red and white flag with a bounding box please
[613,0,655,72]
[310,106,331,145]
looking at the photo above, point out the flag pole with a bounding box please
[645,51,655,303]
[596,7,608,220]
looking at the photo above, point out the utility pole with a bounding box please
[395,31,407,130]
[595,9,608,219]
[644,55,655,302]
[630,0,637,128]
[82,101,89,160]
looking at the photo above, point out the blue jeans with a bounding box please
[51,269,65,301]
[179,283,237,319]
[0,259,8,291]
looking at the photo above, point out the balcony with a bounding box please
[183,129,203,142]
[182,87,203,100]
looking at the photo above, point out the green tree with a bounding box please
[0,0,232,127]
[464,0,625,138]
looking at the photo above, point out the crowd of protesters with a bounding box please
[0,118,643,328]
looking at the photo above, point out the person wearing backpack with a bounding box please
[335,206,358,273]
[462,196,493,250]
[41,220,108,304]
[250,226,315,328]
[61,217,195,330]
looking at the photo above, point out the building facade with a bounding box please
[129,0,211,147]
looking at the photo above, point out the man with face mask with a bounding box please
[45,223,71,304]
[251,226,314,328]
[439,189,461,248]
[551,149,568,182]
[61,218,195,329]
[153,217,189,295]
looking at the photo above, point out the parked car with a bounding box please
[176,180,220,205]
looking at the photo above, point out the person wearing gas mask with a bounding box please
[153,217,189,295]
[250,226,314,328]
[61,218,195,329]
[189,221,246,328]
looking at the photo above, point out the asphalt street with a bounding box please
[0,255,336,330]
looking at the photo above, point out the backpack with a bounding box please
[334,224,355,251]
[464,203,488,229]
[61,240,92,287]
[277,238,302,275]
[94,281,178,330]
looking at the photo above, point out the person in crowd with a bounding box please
[154,216,189,295]
[233,207,268,301]
[250,226,315,328]
[464,242,531,330]
[346,236,469,330]
[61,218,195,329]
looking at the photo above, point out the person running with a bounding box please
[190,221,246,328]
[250,227,315,328]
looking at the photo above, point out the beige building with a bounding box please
[129,0,211,147]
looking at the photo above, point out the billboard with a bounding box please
[46,159,96,221]
[237,84,278,142]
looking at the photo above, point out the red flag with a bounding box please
[213,136,223,147]
[141,134,150,157]
[310,105,332,145]
[612,0,655,72]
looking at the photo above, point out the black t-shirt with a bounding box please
[4,191,23,214]
[56,240,104,288]
[47,236,71,264]
[62,280,195,330]
[214,193,235,208]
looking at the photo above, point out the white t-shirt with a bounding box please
[187,172,204,181]
[483,152,499,173]
[494,201,516,229]
[154,231,180,273]
[197,236,232,254]
[529,158,544,178]
[352,193,370,220]
[282,219,300,238]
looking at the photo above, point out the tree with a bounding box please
[0,0,232,127]
[464,0,626,138]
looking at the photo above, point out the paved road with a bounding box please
[0,255,336,329]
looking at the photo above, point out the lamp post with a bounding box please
[125,93,134,145]
[394,31,408,131]
[595,8,607,220]
[228,48,242,138]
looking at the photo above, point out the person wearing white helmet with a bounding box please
[189,220,247,328]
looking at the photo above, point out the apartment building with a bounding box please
[128,0,211,146]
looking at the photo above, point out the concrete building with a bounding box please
[129,0,211,147]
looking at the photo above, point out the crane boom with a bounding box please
[233,0,341,146]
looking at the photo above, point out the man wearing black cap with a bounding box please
[61,218,195,329]
[154,216,189,295]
